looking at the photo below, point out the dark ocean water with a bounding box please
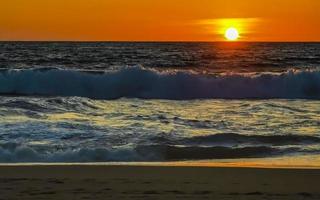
[1,42,320,72]
[0,42,319,163]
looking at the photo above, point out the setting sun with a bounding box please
[225,27,239,41]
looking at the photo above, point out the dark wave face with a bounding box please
[0,67,319,100]
[0,144,304,162]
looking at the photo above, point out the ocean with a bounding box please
[0,42,319,163]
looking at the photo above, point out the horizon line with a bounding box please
[1,40,320,43]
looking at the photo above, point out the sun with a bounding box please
[225,27,239,41]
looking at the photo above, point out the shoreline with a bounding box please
[1,162,320,169]
[1,154,320,169]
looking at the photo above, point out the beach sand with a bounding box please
[0,165,319,200]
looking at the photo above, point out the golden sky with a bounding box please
[1,0,320,41]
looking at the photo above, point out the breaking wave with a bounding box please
[0,143,305,163]
[0,67,320,100]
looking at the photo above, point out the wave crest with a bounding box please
[0,67,319,100]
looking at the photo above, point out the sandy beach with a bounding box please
[0,165,319,200]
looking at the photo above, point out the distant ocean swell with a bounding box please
[0,67,320,100]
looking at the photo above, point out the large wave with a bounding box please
[0,67,319,100]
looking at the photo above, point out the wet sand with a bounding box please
[0,165,319,200]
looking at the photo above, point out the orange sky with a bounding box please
[1,0,320,41]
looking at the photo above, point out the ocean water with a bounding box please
[0,42,319,163]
